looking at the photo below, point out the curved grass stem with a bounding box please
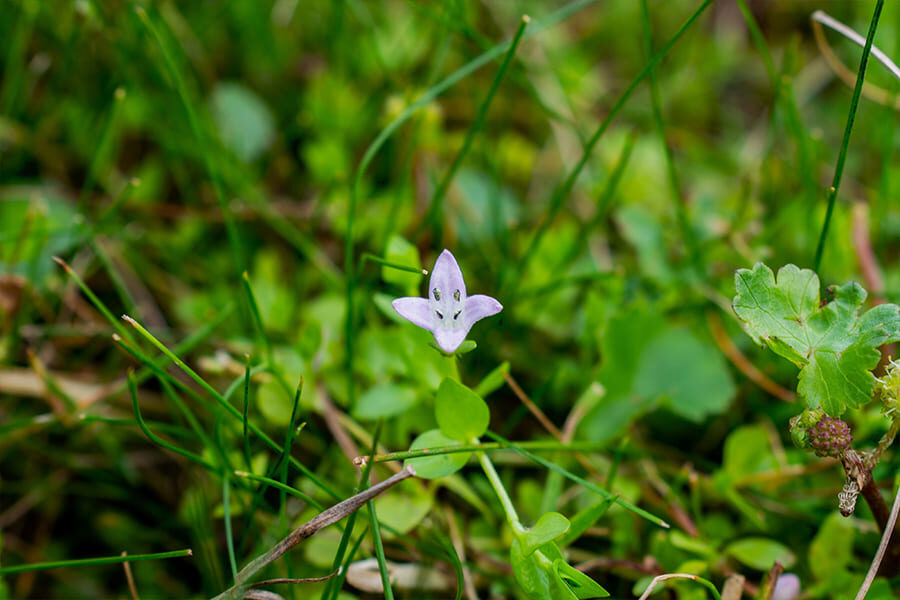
[813,0,885,272]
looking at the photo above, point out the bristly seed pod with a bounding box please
[807,415,853,458]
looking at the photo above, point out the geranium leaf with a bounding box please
[733,263,900,415]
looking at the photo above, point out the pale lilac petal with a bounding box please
[433,327,469,354]
[462,294,502,329]
[772,574,800,600]
[392,297,434,331]
[429,249,467,303]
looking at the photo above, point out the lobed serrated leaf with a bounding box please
[733,263,900,416]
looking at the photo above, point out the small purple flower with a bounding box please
[772,574,800,600]
[392,249,502,354]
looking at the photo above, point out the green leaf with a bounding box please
[616,204,673,285]
[581,306,735,442]
[209,82,275,163]
[372,489,433,537]
[474,361,510,397]
[553,559,610,599]
[520,512,571,556]
[720,424,777,479]
[352,384,418,420]
[725,537,795,571]
[558,497,616,548]
[633,327,735,422]
[733,263,900,415]
[404,430,470,479]
[0,190,80,281]
[434,378,490,441]
[799,342,880,415]
[381,235,421,295]
[509,539,557,600]
[809,511,855,582]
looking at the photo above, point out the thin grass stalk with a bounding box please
[422,15,530,242]
[509,0,715,296]
[814,0,885,272]
[640,0,702,276]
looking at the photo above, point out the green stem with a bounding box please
[366,500,395,600]
[813,0,885,272]
[446,352,461,382]
[0,549,192,576]
[508,0,715,296]
[423,15,530,241]
[474,438,522,531]
[372,440,613,463]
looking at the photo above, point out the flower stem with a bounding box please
[474,438,522,531]
[446,352,461,382]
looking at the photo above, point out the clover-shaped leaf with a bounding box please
[519,512,571,556]
[510,539,609,600]
[404,429,470,479]
[733,263,900,416]
[435,377,490,441]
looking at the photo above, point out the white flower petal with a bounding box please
[433,327,469,354]
[429,249,467,304]
[392,297,434,331]
[462,294,503,329]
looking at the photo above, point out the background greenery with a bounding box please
[3,0,900,598]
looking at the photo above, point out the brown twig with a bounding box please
[502,371,562,439]
[121,552,140,600]
[840,450,900,576]
[318,384,365,477]
[707,311,795,402]
[759,561,784,600]
[212,466,416,600]
[502,371,607,483]
[856,482,900,599]
[641,460,699,537]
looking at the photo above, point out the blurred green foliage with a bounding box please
[4,0,900,598]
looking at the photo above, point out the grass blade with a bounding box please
[813,0,885,272]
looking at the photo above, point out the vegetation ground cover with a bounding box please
[4,1,900,598]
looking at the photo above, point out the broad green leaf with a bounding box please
[520,512,571,556]
[209,82,275,163]
[509,539,557,600]
[381,235,421,295]
[616,204,673,285]
[353,384,418,420]
[721,424,777,479]
[256,379,294,426]
[558,497,616,548]
[405,429,470,479]
[798,342,880,415]
[581,306,735,442]
[455,168,520,244]
[373,489,433,537]
[579,307,664,443]
[725,537,795,571]
[809,511,855,581]
[633,327,735,422]
[510,541,577,600]
[553,559,610,599]
[0,190,80,281]
[434,378,489,441]
[733,263,900,415]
